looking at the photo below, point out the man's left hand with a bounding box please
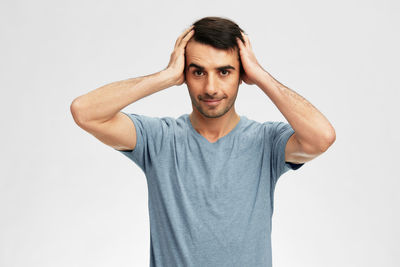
[236,31,265,85]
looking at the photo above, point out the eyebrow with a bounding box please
[187,63,236,71]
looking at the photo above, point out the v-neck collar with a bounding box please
[185,114,245,145]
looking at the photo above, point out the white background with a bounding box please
[1,0,399,266]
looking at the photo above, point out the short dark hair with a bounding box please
[190,16,246,76]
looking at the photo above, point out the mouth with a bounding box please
[203,99,221,102]
[202,98,223,106]
[202,97,224,101]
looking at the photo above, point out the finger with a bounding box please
[179,28,195,48]
[236,36,244,50]
[174,27,191,48]
[175,25,194,48]
[180,26,195,45]
[245,35,252,49]
[241,31,251,48]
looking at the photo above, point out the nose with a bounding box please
[204,73,218,97]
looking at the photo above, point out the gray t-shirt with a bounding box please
[116,112,304,267]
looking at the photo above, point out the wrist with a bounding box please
[160,68,182,87]
[253,68,271,87]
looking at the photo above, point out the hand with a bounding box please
[164,25,195,86]
[236,31,265,85]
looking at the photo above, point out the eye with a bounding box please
[220,70,230,76]
[193,70,204,76]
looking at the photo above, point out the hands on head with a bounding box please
[165,25,195,86]
[164,25,265,87]
[235,31,264,85]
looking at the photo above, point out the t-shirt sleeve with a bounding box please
[114,111,170,173]
[267,121,305,184]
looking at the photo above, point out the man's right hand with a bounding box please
[164,25,195,86]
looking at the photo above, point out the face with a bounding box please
[184,40,242,119]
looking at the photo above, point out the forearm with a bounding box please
[256,70,336,152]
[71,69,175,124]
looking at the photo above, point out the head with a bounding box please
[184,16,246,119]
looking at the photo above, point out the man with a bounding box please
[71,16,335,267]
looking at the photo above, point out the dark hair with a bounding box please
[191,16,246,76]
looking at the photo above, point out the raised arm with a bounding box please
[70,25,195,150]
[236,31,336,164]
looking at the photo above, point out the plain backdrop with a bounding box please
[1,0,399,266]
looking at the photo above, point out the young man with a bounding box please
[71,17,335,267]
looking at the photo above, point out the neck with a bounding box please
[189,109,240,141]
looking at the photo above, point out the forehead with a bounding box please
[185,40,239,68]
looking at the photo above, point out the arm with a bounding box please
[257,71,336,163]
[71,71,176,125]
[70,25,195,150]
[236,32,336,164]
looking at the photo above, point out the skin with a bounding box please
[163,25,247,143]
[164,26,266,143]
[184,39,243,142]
[166,26,336,162]
[73,25,334,162]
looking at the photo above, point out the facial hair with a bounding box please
[188,81,240,119]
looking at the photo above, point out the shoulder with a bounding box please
[243,118,290,138]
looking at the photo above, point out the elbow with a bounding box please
[70,98,86,126]
[298,127,336,155]
[320,128,336,152]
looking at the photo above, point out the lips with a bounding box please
[202,98,223,106]
[203,98,223,102]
